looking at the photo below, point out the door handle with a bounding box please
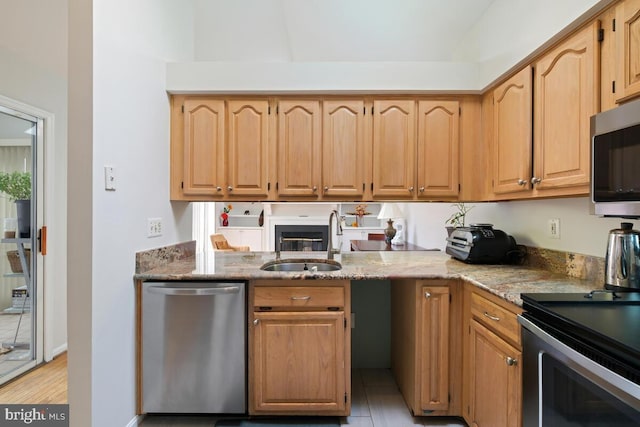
[147,286,240,296]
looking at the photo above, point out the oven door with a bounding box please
[519,316,640,427]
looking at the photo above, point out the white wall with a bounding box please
[0,0,68,360]
[454,0,612,88]
[67,0,194,426]
[403,197,625,258]
[167,0,610,92]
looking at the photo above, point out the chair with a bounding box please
[367,233,386,241]
[210,234,250,252]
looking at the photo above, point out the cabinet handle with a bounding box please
[483,311,500,322]
[227,185,233,191]
[253,319,259,325]
[291,296,311,301]
[506,357,518,366]
[216,186,222,192]
[517,179,527,186]
[419,186,425,193]
[408,186,414,192]
[531,177,542,185]
[424,291,431,299]
[312,186,318,193]
[324,186,329,192]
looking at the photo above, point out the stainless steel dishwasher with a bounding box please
[141,281,246,414]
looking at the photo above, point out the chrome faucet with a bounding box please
[327,210,343,260]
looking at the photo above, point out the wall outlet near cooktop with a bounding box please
[547,218,560,239]
[147,218,162,237]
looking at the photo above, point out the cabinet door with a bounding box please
[227,100,270,197]
[616,0,640,102]
[420,286,450,411]
[277,100,322,197]
[322,100,366,198]
[251,311,346,414]
[492,67,533,194]
[417,100,459,198]
[182,99,225,197]
[469,320,521,427]
[533,23,598,190]
[372,100,416,198]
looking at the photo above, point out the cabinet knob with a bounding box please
[324,186,329,192]
[227,186,233,191]
[253,319,259,325]
[419,186,425,193]
[312,186,318,193]
[517,179,527,186]
[409,186,414,192]
[506,357,518,366]
[424,291,431,299]
[531,177,542,185]
[216,186,222,192]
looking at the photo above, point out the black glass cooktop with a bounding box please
[521,291,640,383]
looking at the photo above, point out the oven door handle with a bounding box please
[518,315,640,405]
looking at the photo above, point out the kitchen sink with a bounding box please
[260,259,342,272]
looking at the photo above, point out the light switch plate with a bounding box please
[104,166,116,191]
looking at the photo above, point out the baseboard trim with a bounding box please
[126,414,144,427]
[52,343,67,359]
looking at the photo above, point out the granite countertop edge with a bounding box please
[134,250,600,307]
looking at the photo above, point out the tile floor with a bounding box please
[140,369,467,427]
[0,310,32,379]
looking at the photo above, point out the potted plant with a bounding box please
[0,171,31,238]
[445,202,473,236]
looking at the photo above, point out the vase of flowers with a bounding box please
[355,203,368,227]
[220,204,232,227]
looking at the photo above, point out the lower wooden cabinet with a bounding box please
[468,320,522,427]
[463,285,522,427]
[391,279,462,417]
[249,280,351,416]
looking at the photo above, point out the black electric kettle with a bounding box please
[605,222,640,291]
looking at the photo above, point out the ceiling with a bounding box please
[192,0,495,62]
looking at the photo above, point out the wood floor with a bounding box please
[0,352,67,404]
[141,369,467,427]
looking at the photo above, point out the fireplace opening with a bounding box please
[275,225,329,252]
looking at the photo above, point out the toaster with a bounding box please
[446,224,518,264]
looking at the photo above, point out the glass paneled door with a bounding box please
[0,105,41,383]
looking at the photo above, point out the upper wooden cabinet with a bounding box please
[491,66,533,195]
[227,100,270,197]
[616,0,640,102]
[180,99,225,198]
[417,100,460,199]
[532,22,598,192]
[276,100,322,198]
[372,100,416,199]
[322,100,367,198]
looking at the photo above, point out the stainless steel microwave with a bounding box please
[591,97,640,218]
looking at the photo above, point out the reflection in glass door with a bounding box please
[0,106,39,383]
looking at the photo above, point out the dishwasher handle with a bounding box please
[147,285,241,296]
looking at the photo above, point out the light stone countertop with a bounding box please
[134,250,601,306]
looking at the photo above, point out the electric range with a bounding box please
[519,290,640,426]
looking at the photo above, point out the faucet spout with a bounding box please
[328,210,343,260]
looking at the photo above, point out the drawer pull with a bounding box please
[506,356,518,366]
[291,296,311,301]
[483,311,500,322]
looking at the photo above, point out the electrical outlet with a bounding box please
[548,218,560,239]
[147,218,162,237]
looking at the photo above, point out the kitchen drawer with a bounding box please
[253,286,345,310]
[470,291,521,346]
